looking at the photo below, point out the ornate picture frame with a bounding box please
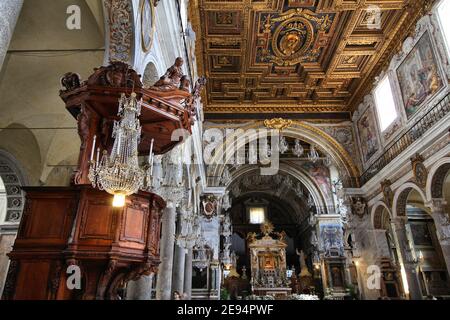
[411,153,428,189]
[140,0,156,53]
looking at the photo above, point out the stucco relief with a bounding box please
[104,0,134,63]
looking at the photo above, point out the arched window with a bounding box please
[142,62,159,87]
[437,0,450,53]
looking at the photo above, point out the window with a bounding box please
[0,177,6,223]
[249,207,265,224]
[437,0,450,52]
[374,76,398,131]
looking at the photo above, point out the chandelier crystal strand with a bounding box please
[293,139,304,158]
[279,135,289,154]
[308,144,320,163]
[89,92,154,207]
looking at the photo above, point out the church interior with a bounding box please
[0,0,450,301]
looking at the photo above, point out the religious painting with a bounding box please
[303,163,332,199]
[396,32,444,119]
[140,0,155,52]
[319,223,344,257]
[330,265,344,288]
[410,222,433,246]
[357,107,379,162]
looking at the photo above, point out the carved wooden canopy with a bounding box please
[191,0,432,116]
[60,62,194,156]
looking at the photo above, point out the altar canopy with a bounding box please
[248,222,291,298]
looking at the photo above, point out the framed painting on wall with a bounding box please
[357,107,380,163]
[396,31,444,119]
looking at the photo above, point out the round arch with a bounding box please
[426,157,450,200]
[0,150,28,225]
[225,162,330,214]
[392,182,428,218]
[371,201,392,229]
[208,121,360,189]
[142,60,161,87]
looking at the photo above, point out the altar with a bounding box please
[248,222,291,298]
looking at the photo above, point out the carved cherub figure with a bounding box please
[150,57,186,92]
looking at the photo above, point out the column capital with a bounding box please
[391,216,408,230]
[427,198,448,213]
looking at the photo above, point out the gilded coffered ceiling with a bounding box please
[190,0,433,117]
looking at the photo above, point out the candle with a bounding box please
[150,153,154,176]
[90,135,97,161]
[96,147,100,167]
[148,138,154,164]
[117,132,121,156]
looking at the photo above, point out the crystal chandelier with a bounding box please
[177,210,201,249]
[221,238,233,269]
[88,93,154,207]
[221,166,232,186]
[222,191,232,211]
[308,145,320,163]
[293,139,304,157]
[193,237,210,271]
[279,136,289,154]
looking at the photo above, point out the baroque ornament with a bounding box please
[263,9,333,66]
[140,0,156,52]
[263,118,293,131]
[381,179,394,207]
[351,197,367,218]
[202,195,218,219]
[104,0,133,63]
[410,153,428,189]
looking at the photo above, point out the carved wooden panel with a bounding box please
[79,200,115,240]
[3,187,164,300]
[24,199,71,240]
[121,204,147,244]
[14,261,51,300]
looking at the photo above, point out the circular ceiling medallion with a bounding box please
[141,0,156,53]
[272,17,314,65]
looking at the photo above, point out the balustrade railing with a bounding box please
[360,91,450,186]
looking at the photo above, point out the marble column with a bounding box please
[429,199,450,276]
[172,243,186,295]
[156,205,177,300]
[126,274,154,300]
[0,0,24,71]
[210,262,221,300]
[391,217,423,300]
[184,248,193,300]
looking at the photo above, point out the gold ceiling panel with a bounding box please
[192,0,432,114]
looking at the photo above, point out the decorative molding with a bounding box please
[140,0,156,53]
[410,153,428,189]
[0,156,25,225]
[201,195,219,220]
[104,0,134,63]
[351,197,368,219]
[380,180,394,208]
[263,118,293,131]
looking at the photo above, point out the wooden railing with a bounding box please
[360,91,450,186]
